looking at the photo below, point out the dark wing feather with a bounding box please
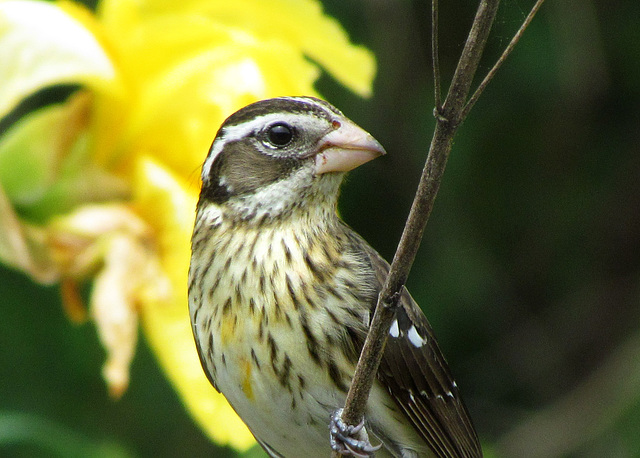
[358,237,482,458]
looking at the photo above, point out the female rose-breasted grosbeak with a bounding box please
[188,97,481,457]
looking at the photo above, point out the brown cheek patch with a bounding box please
[200,139,302,204]
[221,140,301,195]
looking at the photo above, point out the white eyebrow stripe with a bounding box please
[201,113,270,182]
[200,112,325,182]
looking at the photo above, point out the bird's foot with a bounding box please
[330,409,381,457]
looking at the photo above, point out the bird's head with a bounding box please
[197,97,385,223]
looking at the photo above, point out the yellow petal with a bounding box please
[133,156,254,451]
[0,0,116,120]
[98,0,375,97]
[128,31,320,177]
[195,0,376,96]
[201,0,376,97]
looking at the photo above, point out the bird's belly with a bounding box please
[213,319,346,456]
[189,222,397,455]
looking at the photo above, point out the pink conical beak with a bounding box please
[314,119,386,175]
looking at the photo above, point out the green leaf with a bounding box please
[0,99,129,222]
[0,103,69,206]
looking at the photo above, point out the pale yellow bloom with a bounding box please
[0,0,375,450]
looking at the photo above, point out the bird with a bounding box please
[188,96,482,458]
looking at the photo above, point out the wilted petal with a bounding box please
[91,233,142,398]
[49,203,166,397]
[0,0,117,119]
[49,203,149,243]
[0,183,58,283]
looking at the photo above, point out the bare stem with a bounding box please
[334,0,500,444]
[432,0,442,110]
[462,0,547,118]
[332,0,546,455]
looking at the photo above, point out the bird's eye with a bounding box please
[266,122,294,147]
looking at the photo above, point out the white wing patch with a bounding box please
[407,325,426,348]
[389,319,400,338]
[389,320,426,348]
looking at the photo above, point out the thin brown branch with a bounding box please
[332,0,547,455]
[333,1,501,453]
[432,0,442,110]
[441,0,500,124]
[462,0,547,118]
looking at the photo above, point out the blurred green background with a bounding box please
[2,0,639,456]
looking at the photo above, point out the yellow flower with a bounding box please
[0,0,375,451]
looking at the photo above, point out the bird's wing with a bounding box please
[359,240,482,458]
